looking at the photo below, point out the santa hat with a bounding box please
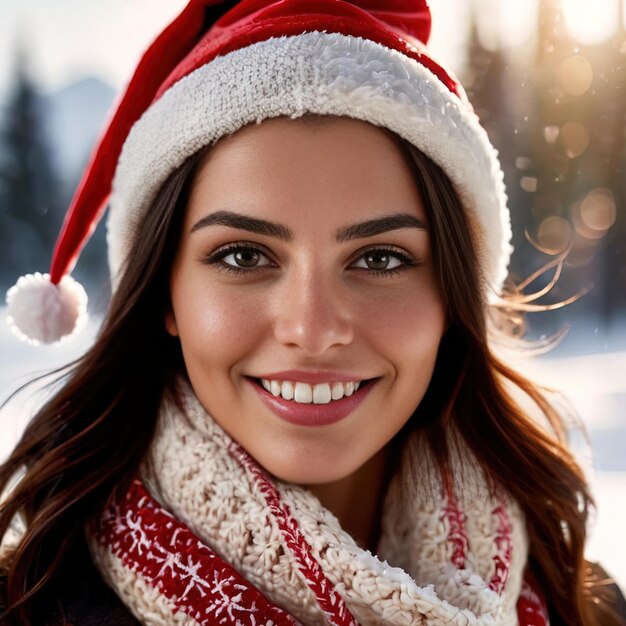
[6,0,511,344]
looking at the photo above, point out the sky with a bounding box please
[0,0,189,93]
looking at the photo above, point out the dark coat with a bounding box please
[0,536,138,626]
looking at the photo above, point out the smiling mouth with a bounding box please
[250,377,377,404]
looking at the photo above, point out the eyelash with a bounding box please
[204,243,420,278]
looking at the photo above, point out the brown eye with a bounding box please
[353,249,404,271]
[221,247,271,269]
[206,245,273,273]
[365,252,392,270]
[233,249,261,267]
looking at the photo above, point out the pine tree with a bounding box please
[0,49,62,289]
[461,0,626,334]
[461,1,535,281]
[528,0,626,325]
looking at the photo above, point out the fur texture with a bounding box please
[108,32,511,301]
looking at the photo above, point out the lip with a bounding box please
[254,370,369,384]
[246,376,378,427]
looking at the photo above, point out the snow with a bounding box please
[505,347,626,590]
[1,308,625,591]
[0,307,101,460]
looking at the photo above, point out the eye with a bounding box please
[222,247,269,268]
[351,247,416,273]
[204,244,273,274]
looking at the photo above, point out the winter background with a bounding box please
[0,0,625,592]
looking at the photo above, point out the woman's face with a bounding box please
[166,116,446,484]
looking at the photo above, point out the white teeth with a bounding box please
[259,378,365,404]
[331,382,344,400]
[294,382,313,403]
[313,383,331,404]
[281,381,294,400]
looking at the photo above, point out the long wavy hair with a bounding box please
[0,120,619,625]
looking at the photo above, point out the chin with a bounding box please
[261,455,361,486]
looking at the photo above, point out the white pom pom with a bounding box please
[5,272,88,345]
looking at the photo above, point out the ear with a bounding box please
[165,309,179,337]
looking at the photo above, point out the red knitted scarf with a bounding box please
[90,440,549,626]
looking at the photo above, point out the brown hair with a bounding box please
[396,139,620,625]
[0,120,618,625]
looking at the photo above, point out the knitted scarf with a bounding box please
[87,385,549,626]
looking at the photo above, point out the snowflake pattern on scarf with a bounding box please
[92,476,550,626]
[92,479,301,626]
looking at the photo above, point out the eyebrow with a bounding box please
[191,210,293,240]
[190,210,427,241]
[336,213,427,241]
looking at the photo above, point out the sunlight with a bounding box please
[562,0,620,45]
[500,0,539,48]
[475,0,538,50]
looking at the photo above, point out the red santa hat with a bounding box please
[6,0,511,344]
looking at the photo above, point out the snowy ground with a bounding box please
[505,347,626,590]
[1,308,625,591]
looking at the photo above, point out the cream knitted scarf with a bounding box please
[87,385,549,625]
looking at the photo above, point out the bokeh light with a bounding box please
[544,125,560,144]
[555,55,594,96]
[473,0,538,50]
[580,188,618,234]
[561,122,589,158]
[521,176,538,192]
[537,216,573,254]
[562,0,620,45]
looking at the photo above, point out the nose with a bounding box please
[272,267,354,356]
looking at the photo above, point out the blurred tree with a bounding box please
[462,2,546,285]
[0,48,63,290]
[528,0,626,325]
[464,0,626,336]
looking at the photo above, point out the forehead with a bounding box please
[185,116,426,227]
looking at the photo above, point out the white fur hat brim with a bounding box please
[108,31,512,302]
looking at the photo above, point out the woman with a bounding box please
[1,1,624,625]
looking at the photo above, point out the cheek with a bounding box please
[356,284,446,366]
[171,279,268,369]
